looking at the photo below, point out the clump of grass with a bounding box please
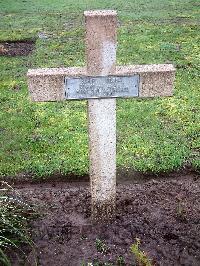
[0,182,35,266]
[95,238,110,254]
[116,255,125,265]
[131,238,152,266]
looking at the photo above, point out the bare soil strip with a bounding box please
[10,173,200,266]
[0,40,35,56]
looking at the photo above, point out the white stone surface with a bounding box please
[85,10,117,222]
[88,98,116,202]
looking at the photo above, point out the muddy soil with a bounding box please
[0,40,35,56]
[10,172,200,266]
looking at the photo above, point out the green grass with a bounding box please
[0,182,35,265]
[0,0,199,178]
[131,238,152,266]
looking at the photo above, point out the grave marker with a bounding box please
[27,10,175,223]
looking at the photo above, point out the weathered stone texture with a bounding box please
[116,64,175,97]
[85,10,117,222]
[27,64,175,101]
[27,67,86,101]
[27,64,175,102]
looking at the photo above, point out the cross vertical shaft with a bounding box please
[84,10,117,222]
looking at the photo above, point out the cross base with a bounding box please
[92,197,116,223]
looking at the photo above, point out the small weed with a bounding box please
[95,238,110,254]
[116,255,125,265]
[131,238,152,266]
[80,235,87,240]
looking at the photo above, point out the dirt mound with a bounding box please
[10,173,200,265]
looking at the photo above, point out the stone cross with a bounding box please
[27,10,175,223]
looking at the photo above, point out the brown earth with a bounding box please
[0,40,35,56]
[9,172,200,266]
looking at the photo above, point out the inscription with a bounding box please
[65,75,139,100]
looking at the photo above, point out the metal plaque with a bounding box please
[64,75,139,100]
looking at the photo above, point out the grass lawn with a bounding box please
[0,0,199,179]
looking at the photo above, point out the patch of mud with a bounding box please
[0,40,35,56]
[10,173,200,265]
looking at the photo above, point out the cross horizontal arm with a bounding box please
[27,64,175,102]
